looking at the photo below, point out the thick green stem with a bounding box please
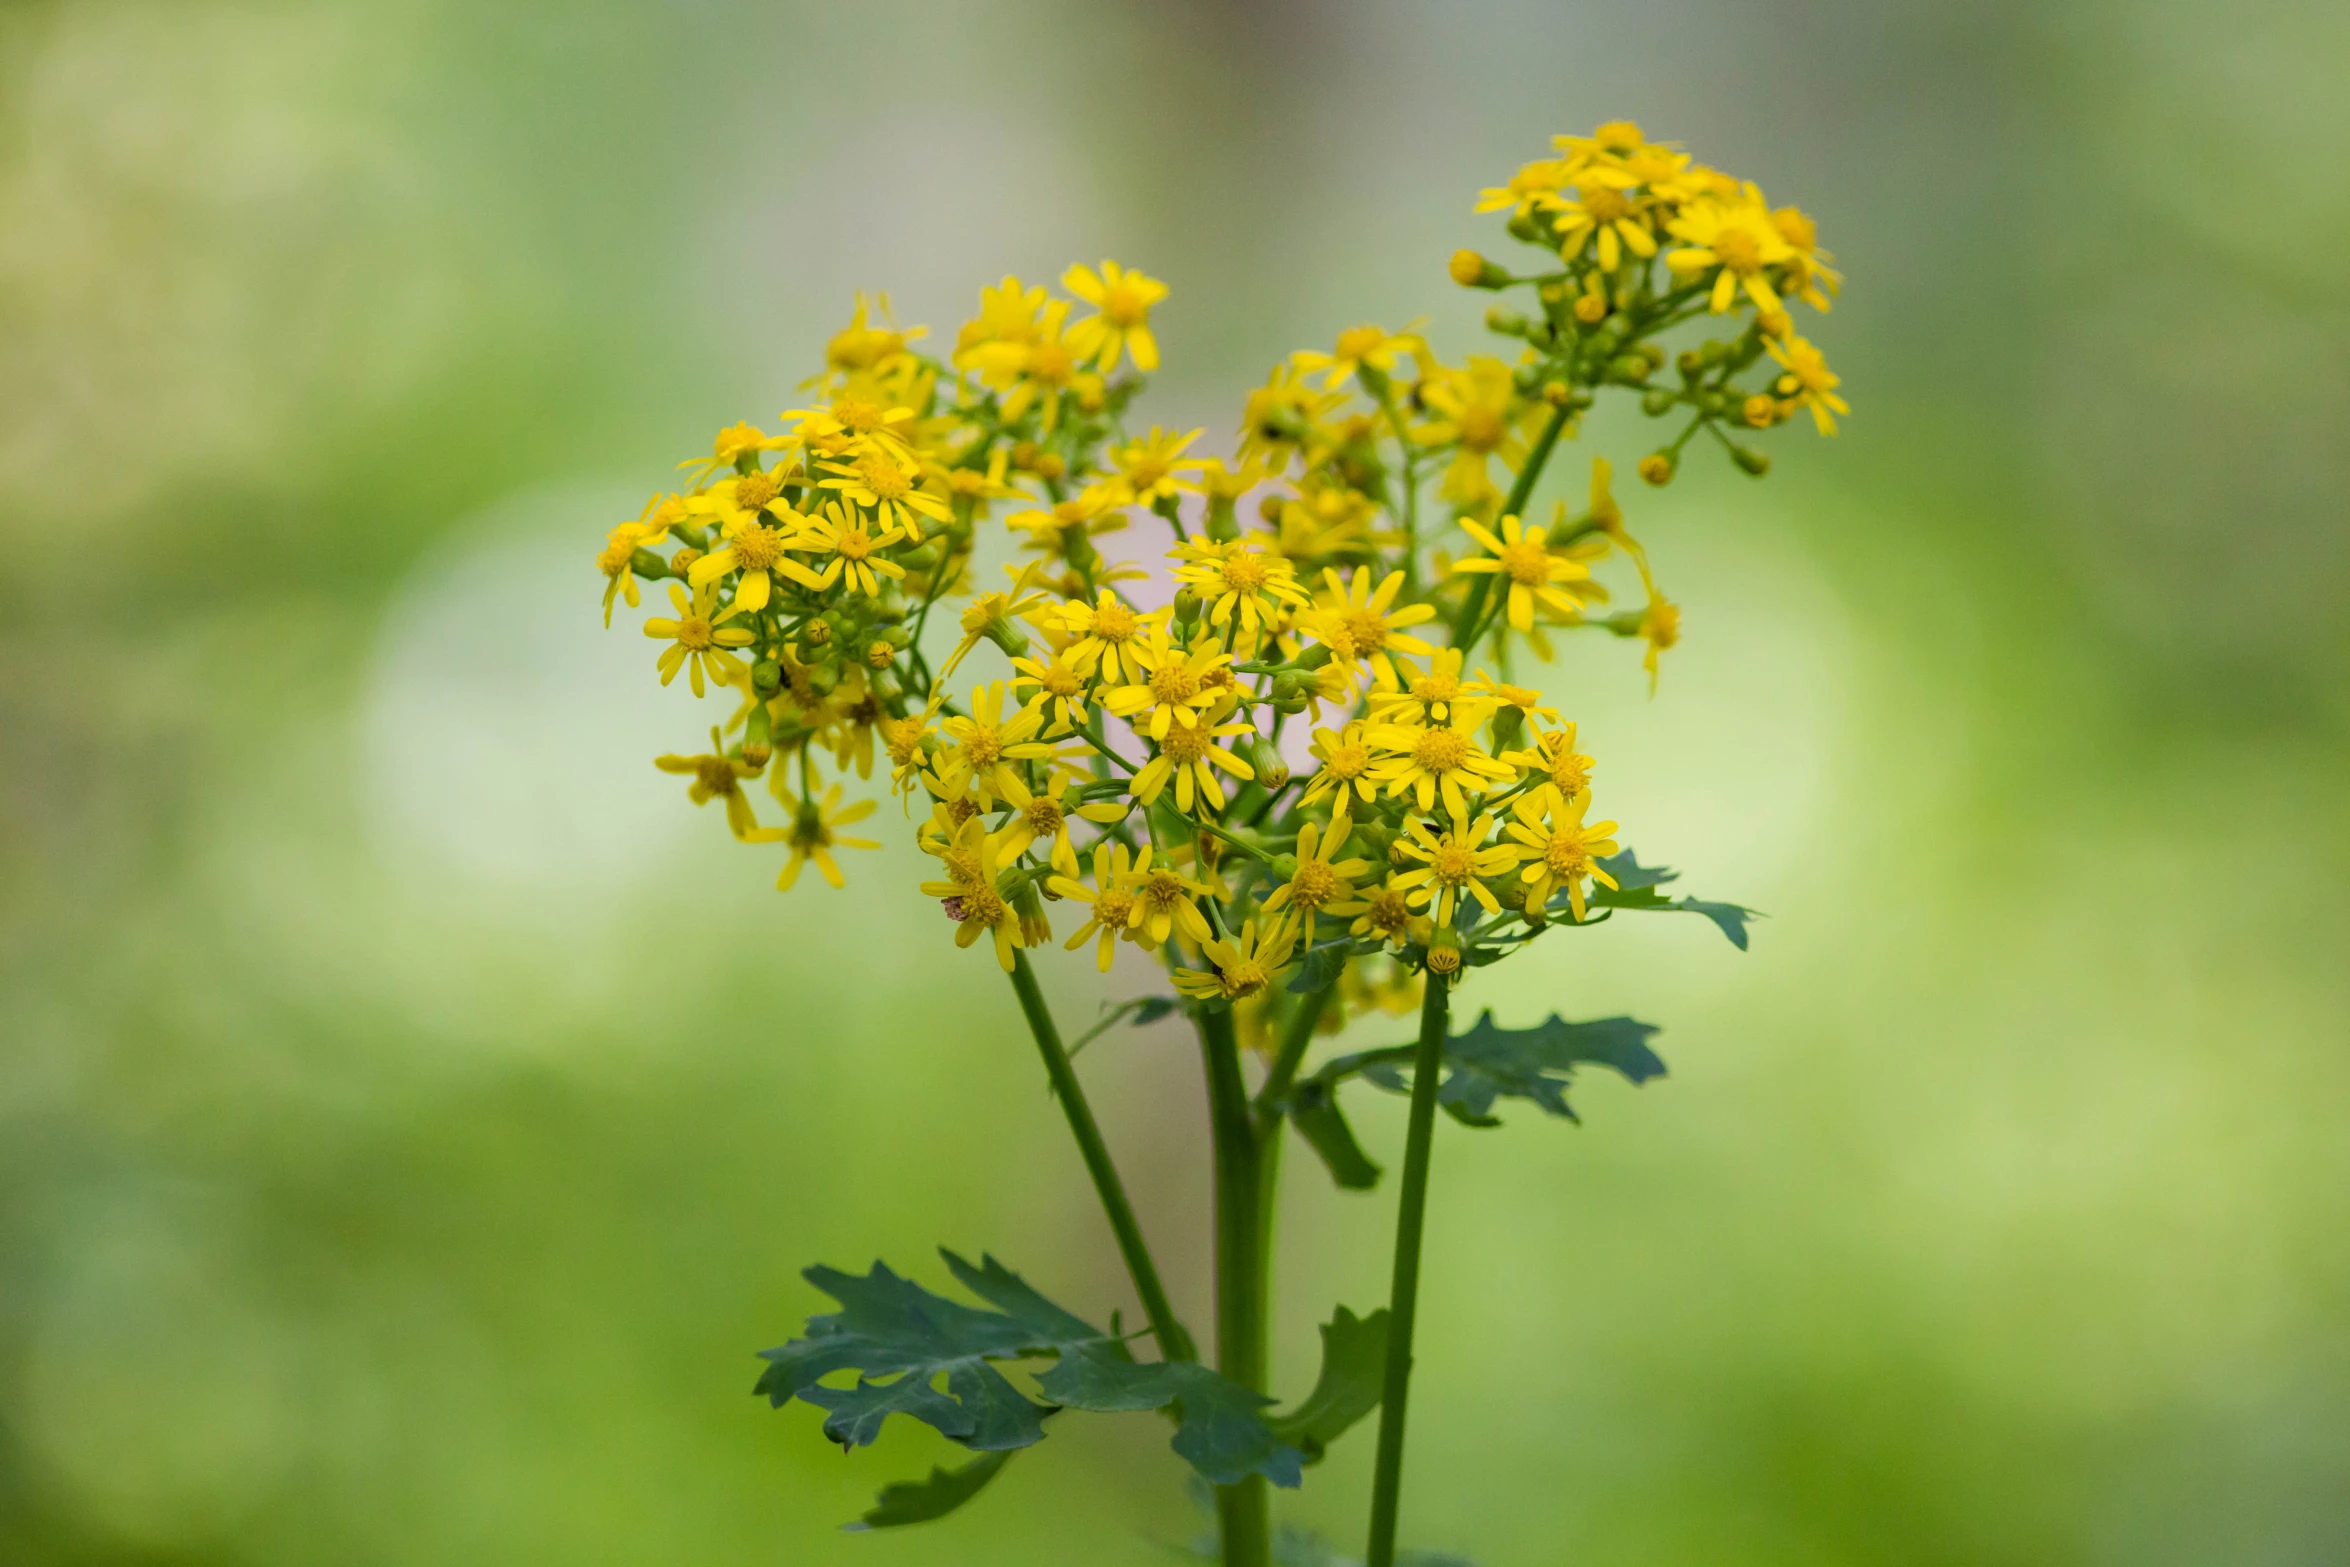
[1197,1005,1271,1567]
[1005,952,1197,1363]
[1364,971,1450,1567]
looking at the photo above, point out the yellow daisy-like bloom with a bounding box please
[1171,917,1300,1005]
[642,583,754,696]
[756,782,880,891]
[1260,805,1373,944]
[1505,787,1621,919]
[1366,707,1513,820]
[1391,811,1516,925]
[1047,841,1155,973]
[681,420,791,482]
[792,501,909,598]
[1500,722,1595,801]
[917,811,992,895]
[1366,647,1473,724]
[1765,334,1849,435]
[1451,513,1591,633]
[1055,591,1166,687]
[689,467,797,535]
[1006,493,1128,566]
[1472,677,1562,732]
[881,700,940,798]
[940,834,1027,973]
[1667,194,1796,315]
[779,392,919,464]
[1298,567,1439,689]
[1236,364,1343,470]
[1130,714,1257,815]
[1300,721,1378,809]
[1770,204,1841,312]
[935,682,1056,805]
[653,728,766,839]
[1062,260,1168,373]
[1346,880,1428,949]
[819,292,926,385]
[1168,537,1310,652]
[1416,356,1533,506]
[993,769,1084,881]
[687,477,821,615]
[1550,173,1661,273]
[1089,426,1205,509]
[596,496,676,626]
[1126,852,1215,949]
[940,564,1054,680]
[1102,629,1232,740]
[1637,590,1681,694]
[1472,158,1569,219]
[1290,321,1428,390]
[1009,643,1095,737]
[815,447,953,539]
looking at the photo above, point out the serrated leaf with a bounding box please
[845,1449,1014,1531]
[1289,1080,1383,1189]
[1266,1307,1389,1461]
[1587,847,1759,949]
[1295,1011,1666,1131]
[755,1250,1303,1489]
[1595,847,1679,891]
[1288,939,1355,994]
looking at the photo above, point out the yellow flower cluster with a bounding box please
[596,125,1840,1002]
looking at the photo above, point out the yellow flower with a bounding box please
[1637,590,1681,694]
[1297,566,1439,688]
[1055,590,1166,686]
[881,700,940,798]
[1261,805,1373,944]
[653,728,766,839]
[1290,321,1428,390]
[1102,629,1232,741]
[1391,811,1516,924]
[1062,260,1168,373]
[1130,714,1257,815]
[940,564,1054,679]
[1366,647,1473,724]
[816,448,953,539]
[1172,917,1299,1005]
[1765,334,1849,435]
[1667,193,1796,315]
[1504,787,1620,919]
[1127,852,1215,949]
[1300,721,1378,809]
[1366,707,1513,819]
[1549,172,1661,273]
[1770,204,1841,312]
[935,681,1056,804]
[1347,880,1428,948]
[1237,364,1343,471]
[793,501,909,598]
[1472,158,1569,219]
[779,392,919,464]
[993,769,1084,880]
[1416,356,1534,506]
[1451,513,1591,632]
[1472,678,1561,731]
[596,495,677,626]
[1006,493,1128,566]
[759,782,880,890]
[1167,537,1310,652]
[1089,426,1205,509]
[1500,722,1595,801]
[918,811,992,895]
[642,583,754,696]
[939,833,1026,973]
[681,421,791,482]
[1047,841,1152,972]
[820,293,926,384]
[687,477,821,615]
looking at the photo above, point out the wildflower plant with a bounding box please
[595,122,1842,1565]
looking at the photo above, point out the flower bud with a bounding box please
[1267,853,1301,884]
[752,659,783,696]
[1009,441,1040,470]
[1244,736,1291,792]
[1505,212,1546,244]
[1488,703,1525,749]
[1173,588,1205,624]
[1640,388,1677,417]
[1741,394,1777,428]
[1572,292,1609,324]
[1607,354,1651,384]
[982,619,1030,660]
[1449,249,1510,290]
[865,639,895,669]
[1483,305,1529,337]
[898,542,939,571]
[1541,380,1574,408]
[1034,452,1067,481]
[1638,453,1676,486]
[670,545,704,574]
[1425,929,1463,982]
[1677,349,1705,380]
[1731,444,1772,477]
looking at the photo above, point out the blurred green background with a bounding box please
[4,1,2347,1562]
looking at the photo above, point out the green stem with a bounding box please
[1198,1005,1271,1567]
[1363,969,1450,1567]
[1448,399,1576,646]
[1005,952,1197,1363]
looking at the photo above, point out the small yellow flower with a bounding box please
[1347,879,1429,948]
[1172,917,1299,1005]
[1299,721,1378,809]
[1667,193,1796,315]
[940,837,1027,973]
[1504,787,1621,919]
[1765,334,1849,435]
[1261,805,1374,944]
[1391,811,1516,924]
[1550,173,1661,273]
[1006,492,1128,566]
[793,501,909,598]
[1297,566,1439,690]
[1290,321,1428,390]
[595,495,677,626]
[1102,629,1232,741]
[1130,713,1257,815]
[993,769,1084,880]
[1167,537,1309,653]
[1055,591,1167,687]
[935,682,1057,804]
[681,421,791,482]
[1451,513,1591,633]
[1366,647,1472,725]
[1127,853,1215,949]
[1637,590,1681,694]
[1416,356,1533,506]
[641,583,754,696]
[1089,426,1206,509]
[1047,841,1152,972]
[654,728,766,839]
[1472,159,1569,219]
[816,448,953,539]
[1009,642,1096,738]
[940,564,1054,679]
[1062,260,1168,373]
[1500,722,1595,801]
[758,782,880,890]
[1366,708,1513,820]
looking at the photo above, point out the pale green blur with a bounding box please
[3,2,2346,1563]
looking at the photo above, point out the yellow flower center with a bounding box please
[1410,672,1459,706]
[1498,539,1551,586]
[1426,945,1462,976]
[959,725,1004,768]
[1094,888,1137,927]
[791,816,830,852]
[1290,859,1339,908]
[1123,454,1170,489]
[1412,727,1470,772]
[1039,664,1084,698]
[1336,324,1386,360]
[947,797,981,826]
[676,615,715,651]
[1092,601,1137,641]
[833,396,887,432]
[829,327,903,372]
[734,471,782,513]
[1549,755,1590,795]
[1028,340,1073,383]
[1579,186,1631,223]
[1024,798,1064,836]
[1217,959,1270,1000]
[693,757,738,793]
[1714,227,1764,275]
[1362,888,1413,933]
[1430,841,1479,884]
[714,422,765,460]
[1149,661,1201,706]
[836,526,874,562]
[959,884,1008,927]
[1101,281,1151,328]
[730,523,788,572]
[1545,836,1591,878]
[859,455,912,501]
[1456,407,1504,453]
[1141,869,1190,912]
[1644,602,1682,649]
[1340,609,1390,653]
[1160,721,1212,764]
[1326,743,1370,779]
[1218,552,1271,593]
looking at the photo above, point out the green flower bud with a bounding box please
[1173,588,1206,624]
[1489,704,1525,748]
[1731,444,1772,477]
[1245,736,1291,792]
[1484,305,1529,337]
[1640,388,1677,417]
[752,660,783,696]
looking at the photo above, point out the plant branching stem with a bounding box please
[1197,1005,1271,1567]
[1447,399,1576,646]
[1006,952,1196,1363]
[1363,970,1450,1567]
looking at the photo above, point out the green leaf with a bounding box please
[1589,848,1760,949]
[1287,938,1356,994]
[1266,1307,1390,1462]
[1595,846,1678,891]
[1301,1011,1666,1130]
[845,1449,1014,1531]
[1289,1079,1383,1189]
[755,1250,1304,1489]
